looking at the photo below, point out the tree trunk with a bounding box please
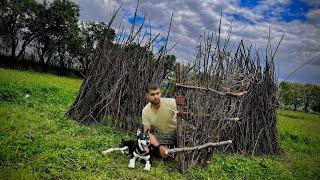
[10,40,17,66]
[58,48,66,75]
[16,35,37,61]
[304,102,308,113]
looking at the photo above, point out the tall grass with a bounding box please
[0,68,319,179]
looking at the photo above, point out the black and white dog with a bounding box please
[102,129,153,171]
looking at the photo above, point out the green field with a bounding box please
[0,68,319,179]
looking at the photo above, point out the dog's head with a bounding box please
[136,129,151,153]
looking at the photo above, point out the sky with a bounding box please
[74,0,320,84]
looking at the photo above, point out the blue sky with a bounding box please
[75,0,320,84]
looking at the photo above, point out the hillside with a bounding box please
[0,68,319,179]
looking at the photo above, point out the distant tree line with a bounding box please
[0,0,115,75]
[279,82,320,114]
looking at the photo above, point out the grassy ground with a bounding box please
[0,68,319,179]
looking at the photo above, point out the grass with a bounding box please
[0,67,319,179]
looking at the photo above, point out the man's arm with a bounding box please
[142,112,159,146]
[143,124,168,158]
[143,125,159,147]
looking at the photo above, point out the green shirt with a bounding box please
[142,98,177,134]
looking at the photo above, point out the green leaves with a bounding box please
[68,21,115,73]
[0,0,40,62]
[279,82,320,113]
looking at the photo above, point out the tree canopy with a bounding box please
[0,0,174,77]
[279,82,320,113]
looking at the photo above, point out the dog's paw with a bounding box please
[102,149,113,154]
[120,150,126,155]
[144,164,151,171]
[128,163,135,168]
[128,159,135,168]
[102,151,107,154]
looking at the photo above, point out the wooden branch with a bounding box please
[186,112,240,121]
[175,83,246,96]
[175,62,186,173]
[166,140,232,154]
[178,111,240,121]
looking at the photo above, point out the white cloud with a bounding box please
[75,0,320,84]
[307,8,320,25]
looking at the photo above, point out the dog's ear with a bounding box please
[136,129,141,136]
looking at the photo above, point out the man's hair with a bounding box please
[145,82,160,93]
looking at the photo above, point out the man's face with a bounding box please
[146,88,161,105]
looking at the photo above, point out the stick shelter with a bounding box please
[173,32,281,172]
[66,6,281,173]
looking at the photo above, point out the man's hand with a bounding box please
[176,95,185,106]
[159,145,168,158]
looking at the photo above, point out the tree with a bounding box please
[47,0,80,70]
[68,21,115,74]
[32,0,80,71]
[279,82,294,108]
[292,83,304,111]
[0,0,39,64]
[162,54,176,80]
[29,1,54,69]
[279,82,320,113]
[309,84,320,114]
[303,84,313,113]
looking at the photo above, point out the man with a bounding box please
[142,82,184,158]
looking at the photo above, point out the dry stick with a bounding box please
[128,12,146,44]
[252,127,264,155]
[147,33,160,49]
[223,9,235,51]
[115,13,125,43]
[164,12,173,53]
[139,26,148,44]
[106,3,122,30]
[166,140,232,154]
[271,34,284,60]
[166,42,177,53]
[126,0,139,43]
[146,19,152,50]
[176,83,247,96]
[175,62,186,173]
